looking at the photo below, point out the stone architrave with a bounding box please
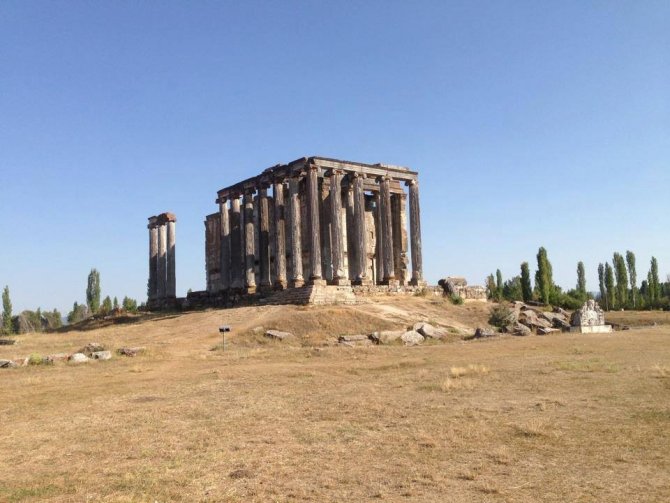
[157,221,167,298]
[166,215,176,298]
[329,169,349,285]
[147,216,158,299]
[229,195,244,289]
[407,180,423,285]
[259,185,271,288]
[307,164,323,282]
[273,180,287,289]
[288,176,304,287]
[219,198,231,290]
[243,190,257,293]
[379,176,395,283]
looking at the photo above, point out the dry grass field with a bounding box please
[1,297,669,502]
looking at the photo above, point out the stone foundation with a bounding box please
[570,325,613,334]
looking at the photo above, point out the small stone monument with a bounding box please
[570,299,612,333]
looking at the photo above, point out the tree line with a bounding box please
[487,248,669,311]
[1,268,140,335]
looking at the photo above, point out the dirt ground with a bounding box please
[0,298,668,502]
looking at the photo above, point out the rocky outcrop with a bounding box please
[400,330,425,346]
[265,330,294,341]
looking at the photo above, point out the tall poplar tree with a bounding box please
[535,247,554,304]
[613,253,628,309]
[605,262,616,311]
[626,251,637,308]
[598,263,606,308]
[2,286,12,334]
[520,262,533,302]
[86,269,101,314]
[577,261,586,296]
[648,257,660,308]
[496,269,503,301]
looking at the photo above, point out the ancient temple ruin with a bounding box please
[204,156,423,297]
[147,212,177,307]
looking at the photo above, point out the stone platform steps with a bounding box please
[265,284,357,306]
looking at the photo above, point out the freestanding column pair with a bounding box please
[147,212,177,300]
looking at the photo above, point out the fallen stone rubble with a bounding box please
[0,342,148,369]
[508,302,571,336]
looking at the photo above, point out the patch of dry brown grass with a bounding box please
[0,300,669,502]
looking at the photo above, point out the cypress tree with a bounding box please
[86,269,101,314]
[605,262,616,311]
[535,247,554,305]
[113,297,119,310]
[2,286,13,334]
[613,253,628,309]
[649,257,660,308]
[486,274,496,300]
[520,262,533,302]
[626,251,637,308]
[101,296,113,315]
[597,263,606,308]
[496,269,503,301]
[577,261,586,296]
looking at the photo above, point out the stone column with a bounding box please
[328,169,348,285]
[259,185,271,289]
[230,195,244,289]
[273,179,288,289]
[374,191,383,284]
[219,198,231,291]
[379,176,395,283]
[408,179,424,285]
[352,173,370,284]
[243,190,257,293]
[307,164,323,283]
[391,193,404,283]
[345,180,356,281]
[288,176,304,287]
[166,215,177,298]
[157,221,167,298]
[147,216,158,300]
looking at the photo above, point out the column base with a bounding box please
[274,280,288,291]
[245,285,257,295]
[353,277,373,286]
[409,278,427,287]
[289,278,305,288]
[309,278,328,286]
[331,277,351,286]
[380,278,400,287]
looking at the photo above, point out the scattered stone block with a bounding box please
[251,326,265,336]
[265,330,294,341]
[117,347,146,357]
[44,353,69,364]
[0,359,17,368]
[511,323,531,336]
[79,343,105,356]
[413,322,448,339]
[401,330,424,346]
[0,338,16,345]
[474,327,496,339]
[69,353,89,363]
[369,330,404,344]
[537,327,560,335]
[338,334,368,342]
[92,350,112,360]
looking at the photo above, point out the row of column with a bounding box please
[148,213,177,299]
[216,167,422,293]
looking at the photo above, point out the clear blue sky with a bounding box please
[1,1,668,314]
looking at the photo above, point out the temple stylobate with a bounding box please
[204,156,423,295]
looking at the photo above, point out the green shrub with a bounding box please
[488,305,515,330]
[450,294,464,305]
[28,353,44,366]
